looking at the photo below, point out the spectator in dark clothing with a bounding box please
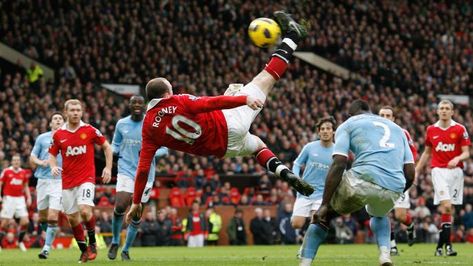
[141,211,159,246]
[264,208,278,244]
[168,208,184,246]
[227,209,247,245]
[462,204,473,230]
[250,208,274,245]
[258,174,272,197]
[278,203,297,244]
[156,211,172,246]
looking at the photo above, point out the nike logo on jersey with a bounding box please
[433,136,439,139]
[60,139,68,143]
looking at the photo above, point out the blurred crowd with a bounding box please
[1,0,473,246]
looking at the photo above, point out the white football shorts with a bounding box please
[222,83,266,158]
[431,167,464,205]
[394,191,410,209]
[292,197,322,218]
[62,182,95,214]
[330,170,402,217]
[36,178,63,211]
[0,196,28,219]
[116,173,153,203]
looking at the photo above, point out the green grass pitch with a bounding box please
[0,244,471,265]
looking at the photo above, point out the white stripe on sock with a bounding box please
[275,165,288,176]
[282,38,297,50]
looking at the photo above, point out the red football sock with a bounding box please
[255,148,276,168]
[404,212,412,226]
[264,57,288,80]
[84,216,96,231]
[72,224,86,242]
[441,214,452,225]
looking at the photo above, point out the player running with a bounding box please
[291,117,335,228]
[30,112,65,259]
[416,100,470,257]
[108,95,168,261]
[127,11,313,221]
[49,99,113,263]
[299,100,415,266]
[378,106,417,254]
[0,154,32,252]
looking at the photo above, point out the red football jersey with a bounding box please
[0,167,28,197]
[403,128,418,161]
[425,121,471,168]
[133,94,247,203]
[49,121,106,189]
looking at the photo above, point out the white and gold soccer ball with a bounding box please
[248,18,281,48]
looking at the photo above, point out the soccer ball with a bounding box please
[248,18,281,48]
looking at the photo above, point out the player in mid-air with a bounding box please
[30,112,65,259]
[378,106,417,255]
[416,100,470,256]
[108,95,168,261]
[291,117,335,253]
[127,11,314,221]
[299,100,415,266]
[0,154,32,252]
[49,99,113,263]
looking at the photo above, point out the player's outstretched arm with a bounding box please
[101,141,113,183]
[185,95,259,113]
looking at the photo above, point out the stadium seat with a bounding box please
[169,187,185,207]
[184,187,197,206]
[229,187,241,205]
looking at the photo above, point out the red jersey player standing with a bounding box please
[379,106,418,254]
[0,154,32,252]
[127,12,313,222]
[416,100,470,256]
[49,99,113,263]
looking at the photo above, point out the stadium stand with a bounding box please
[0,0,473,246]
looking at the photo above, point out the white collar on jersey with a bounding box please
[434,120,457,129]
[147,98,163,111]
[8,166,23,173]
[61,120,87,133]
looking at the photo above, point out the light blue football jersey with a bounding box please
[334,113,414,193]
[31,131,62,179]
[112,116,168,184]
[293,140,333,200]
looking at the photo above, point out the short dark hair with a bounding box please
[348,99,371,116]
[145,78,170,101]
[316,116,337,131]
[49,111,65,121]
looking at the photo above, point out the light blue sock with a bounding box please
[122,219,140,252]
[300,224,328,260]
[111,212,124,245]
[370,216,390,249]
[43,225,58,251]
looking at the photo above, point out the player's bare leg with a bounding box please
[67,213,89,263]
[79,205,98,260]
[435,200,456,256]
[38,209,49,232]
